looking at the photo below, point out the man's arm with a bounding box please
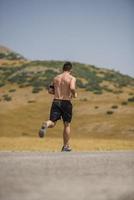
[48,83,55,95]
[70,77,77,98]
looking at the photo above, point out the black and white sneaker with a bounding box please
[38,126,47,138]
[61,146,72,152]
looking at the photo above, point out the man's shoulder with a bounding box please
[54,74,61,80]
[69,74,76,80]
[54,73,76,81]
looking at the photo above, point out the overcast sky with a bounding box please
[0,0,134,76]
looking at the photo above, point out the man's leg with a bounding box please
[42,120,56,128]
[39,120,56,138]
[63,122,71,148]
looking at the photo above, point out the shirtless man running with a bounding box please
[38,62,77,152]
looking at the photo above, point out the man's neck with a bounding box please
[63,71,70,74]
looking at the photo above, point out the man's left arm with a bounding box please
[70,77,77,98]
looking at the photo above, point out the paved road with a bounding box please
[0,152,134,200]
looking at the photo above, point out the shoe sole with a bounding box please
[61,148,72,152]
[39,129,45,138]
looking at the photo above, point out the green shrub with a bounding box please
[94,106,99,109]
[3,94,12,101]
[86,79,102,93]
[6,52,24,60]
[121,101,128,105]
[32,87,43,93]
[45,69,58,79]
[28,100,36,103]
[113,90,123,94]
[8,72,28,84]
[73,64,97,80]
[104,71,133,88]
[19,84,27,88]
[76,79,85,88]
[0,67,18,83]
[19,83,31,88]
[80,98,88,101]
[128,97,134,102]
[111,105,118,109]
[93,90,103,95]
[0,53,6,59]
[106,110,114,115]
[103,87,113,93]
[0,82,5,87]
[9,89,16,93]
[129,92,134,96]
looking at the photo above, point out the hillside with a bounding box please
[0,45,134,151]
[0,45,12,53]
[0,45,134,95]
[0,45,26,61]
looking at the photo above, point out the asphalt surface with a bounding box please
[0,151,134,200]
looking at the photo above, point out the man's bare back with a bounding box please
[53,71,76,100]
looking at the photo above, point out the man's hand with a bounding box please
[71,90,77,98]
[74,92,77,98]
[48,85,55,95]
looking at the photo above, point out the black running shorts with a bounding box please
[50,99,72,123]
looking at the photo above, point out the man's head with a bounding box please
[63,62,72,72]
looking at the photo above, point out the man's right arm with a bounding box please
[48,83,55,95]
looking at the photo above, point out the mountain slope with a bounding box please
[0,45,26,61]
[0,45,134,95]
[0,45,12,53]
[0,59,134,94]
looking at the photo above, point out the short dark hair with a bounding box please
[63,62,72,71]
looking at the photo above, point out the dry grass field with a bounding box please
[0,85,134,151]
[0,46,134,151]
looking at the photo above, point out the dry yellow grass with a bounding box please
[0,87,134,151]
[0,137,134,151]
[0,59,27,67]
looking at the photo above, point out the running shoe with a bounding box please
[38,126,47,138]
[61,146,72,152]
